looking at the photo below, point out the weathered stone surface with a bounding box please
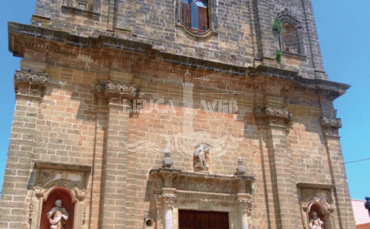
[0,0,356,229]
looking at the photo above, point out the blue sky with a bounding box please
[0,1,369,200]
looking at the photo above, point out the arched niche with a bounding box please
[297,183,338,229]
[276,8,305,55]
[29,162,91,229]
[40,188,75,229]
[305,198,333,229]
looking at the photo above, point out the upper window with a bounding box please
[181,0,209,34]
[276,8,305,55]
[281,22,300,53]
[177,0,217,37]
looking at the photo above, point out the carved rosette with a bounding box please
[320,117,342,136]
[254,107,291,129]
[14,70,49,98]
[95,81,144,106]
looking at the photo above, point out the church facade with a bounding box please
[0,0,356,229]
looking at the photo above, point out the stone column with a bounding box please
[255,106,298,229]
[321,117,356,229]
[236,194,253,229]
[160,188,176,229]
[95,81,143,228]
[0,71,48,229]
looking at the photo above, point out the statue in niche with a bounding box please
[309,212,324,229]
[69,0,77,7]
[193,143,210,172]
[47,200,69,229]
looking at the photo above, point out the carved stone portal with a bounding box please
[150,169,255,229]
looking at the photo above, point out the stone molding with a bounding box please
[95,80,144,106]
[254,106,292,128]
[30,161,91,229]
[14,70,49,98]
[321,117,342,136]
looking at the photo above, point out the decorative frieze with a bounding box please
[14,70,49,97]
[321,117,342,136]
[254,106,291,128]
[95,80,144,106]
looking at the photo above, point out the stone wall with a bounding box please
[0,0,356,228]
[30,0,326,80]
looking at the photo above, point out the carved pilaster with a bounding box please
[321,117,342,136]
[254,106,291,129]
[14,70,49,98]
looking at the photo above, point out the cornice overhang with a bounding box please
[8,22,350,100]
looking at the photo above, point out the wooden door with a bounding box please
[179,210,229,229]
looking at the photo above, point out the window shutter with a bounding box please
[182,3,192,29]
[198,6,209,32]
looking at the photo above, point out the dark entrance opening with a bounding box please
[179,210,229,229]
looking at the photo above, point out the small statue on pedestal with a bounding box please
[47,200,69,229]
[193,143,210,172]
[309,212,324,229]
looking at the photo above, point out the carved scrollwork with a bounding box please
[254,107,291,128]
[14,70,49,97]
[95,81,144,106]
[321,117,342,136]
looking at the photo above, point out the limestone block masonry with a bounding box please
[0,0,356,229]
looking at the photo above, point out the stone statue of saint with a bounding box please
[47,200,69,229]
[309,212,324,229]
[194,143,210,171]
[70,0,77,7]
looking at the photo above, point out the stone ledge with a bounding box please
[33,161,92,172]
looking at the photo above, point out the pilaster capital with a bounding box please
[235,194,253,215]
[254,106,291,129]
[320,116,342,136]
[14,70,49,98]
[95,80,144,106]
[155,188,177,209]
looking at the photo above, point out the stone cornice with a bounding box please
[8,22,350,101]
